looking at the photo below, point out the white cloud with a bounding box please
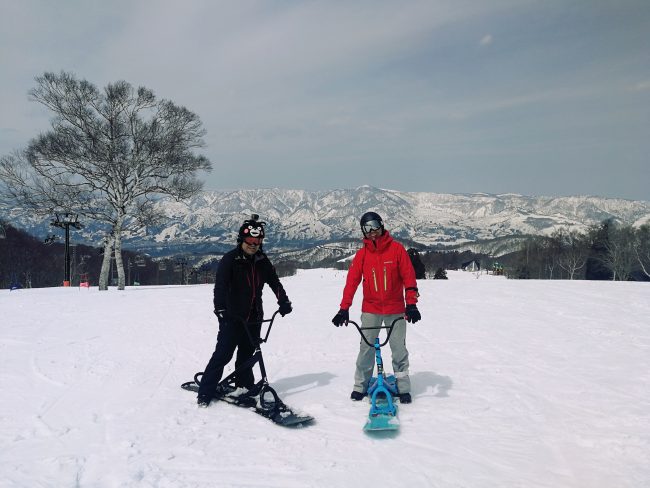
[479,34,493,46]
[630,81,650,92]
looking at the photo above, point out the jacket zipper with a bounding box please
[372,268,378,292]
[247,260,256,322]
[383,266,387,291]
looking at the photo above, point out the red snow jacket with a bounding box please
[339,231,418,314]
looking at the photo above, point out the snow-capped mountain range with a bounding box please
[3,186,649,257]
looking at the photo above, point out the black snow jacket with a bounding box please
[213,246,289,323]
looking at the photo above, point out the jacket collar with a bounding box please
[236,245,265,262]
[363,230,393,252]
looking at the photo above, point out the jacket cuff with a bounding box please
[405,288,419,304]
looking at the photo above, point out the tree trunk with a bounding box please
[638,256,650,278]
[98,236,113,291]
[114,216,126,290]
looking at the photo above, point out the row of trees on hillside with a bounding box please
[0,71,211,291]
[0,221,224,289]
[0,221,67,288]
[506,221,650,281]
[418,249,492,278]
[3,217,648,289]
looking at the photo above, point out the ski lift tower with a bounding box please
[50,213,83,286]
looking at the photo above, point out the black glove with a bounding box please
[405,304,421,323]
[278,300,293,317]
[332,308,349,327]
[214,309,226,325]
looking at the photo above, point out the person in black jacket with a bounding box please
[197,215,293,407]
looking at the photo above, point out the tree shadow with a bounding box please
[271,372,337,398]
[410,371,453,398]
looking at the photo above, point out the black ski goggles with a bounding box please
[362,220,382,234]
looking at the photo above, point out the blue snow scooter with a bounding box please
[348,316,405,432]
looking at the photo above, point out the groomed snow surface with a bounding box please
[1,269,649,487]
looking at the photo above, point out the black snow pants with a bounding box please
[198,318,262,398]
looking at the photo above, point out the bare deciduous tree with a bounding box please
[635,224,650,278]
[554,228,589,280]
[0,71,211,290]
[600,224,636,281]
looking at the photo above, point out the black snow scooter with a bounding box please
[181,310,314,427]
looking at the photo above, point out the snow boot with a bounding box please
[350,391,366,401]
[197,395,211,408]
[398,393,412,404]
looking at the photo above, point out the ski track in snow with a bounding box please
[1,269,649,487]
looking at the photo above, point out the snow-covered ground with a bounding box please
[1,269,649,488]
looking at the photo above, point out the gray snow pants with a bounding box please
[353,312,410,394]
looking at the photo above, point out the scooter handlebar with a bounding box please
[228,309,282,344]
[347,316,405,348]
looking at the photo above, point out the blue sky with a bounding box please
[1,0,649,200]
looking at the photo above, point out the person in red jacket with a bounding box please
[332,211,421,403]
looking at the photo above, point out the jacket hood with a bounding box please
[362,230,393,253]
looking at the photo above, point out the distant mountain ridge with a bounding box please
[3,186,649,257]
